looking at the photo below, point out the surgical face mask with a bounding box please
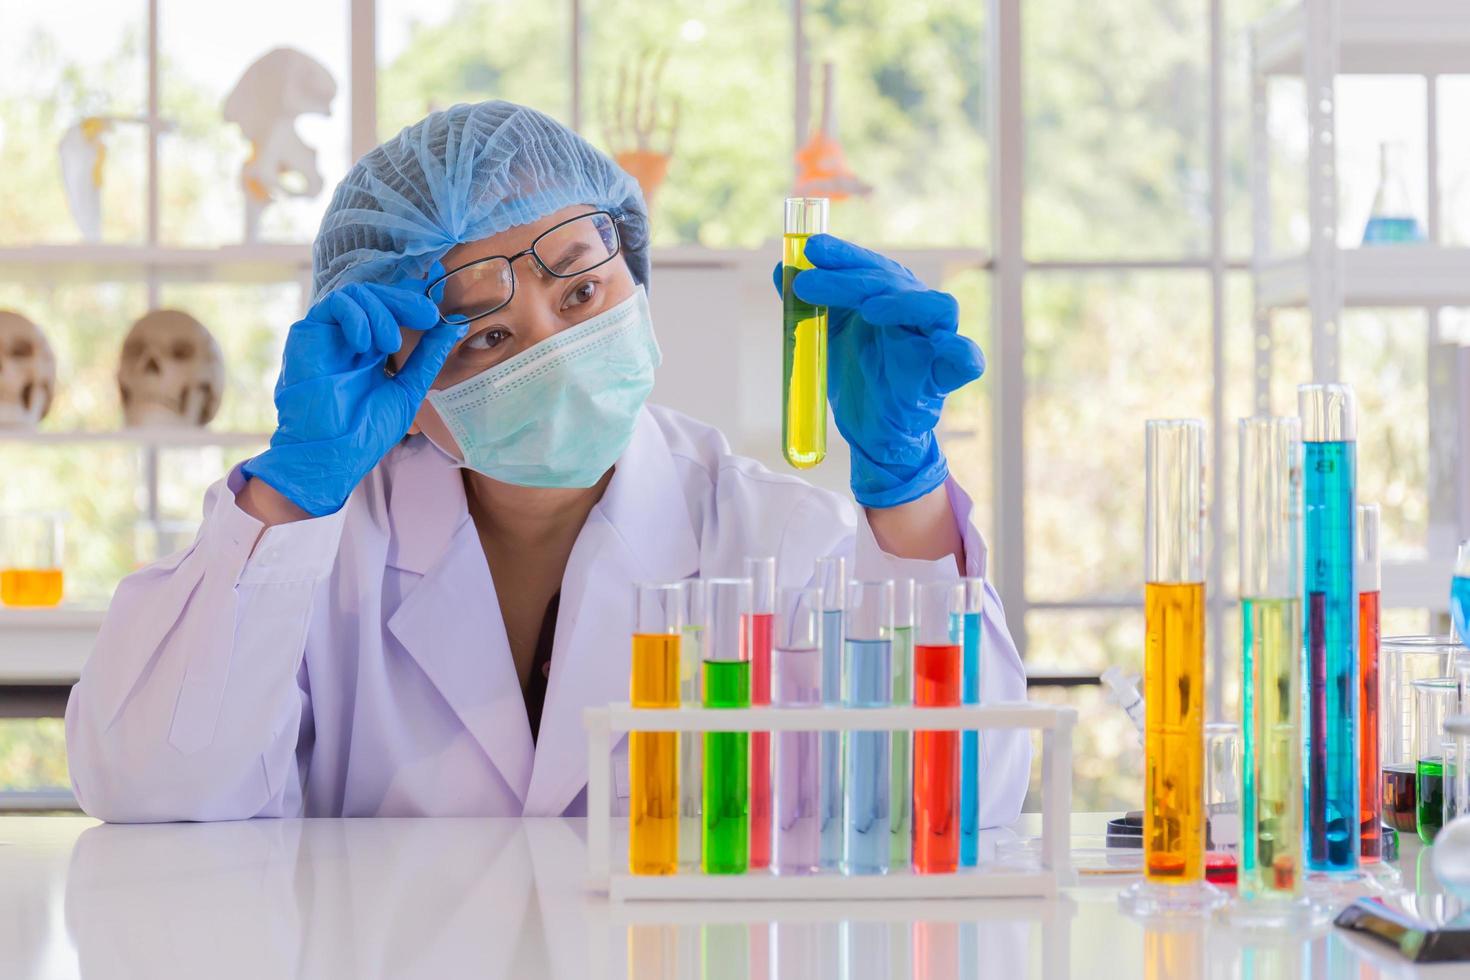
[425,287,660,487]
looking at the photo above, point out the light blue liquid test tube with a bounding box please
[959,577,985,866]
[1299,383,1360,872]
[816,556,846,871]
[844,579,893,875]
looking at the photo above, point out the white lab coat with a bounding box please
[65,405,1030,823]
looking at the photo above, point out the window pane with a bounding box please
[159,1,349,245]
[0,4,147,244]
[583,0,789,247]
[0,720,67,794]
[1027,610,1143,812]
[1342,309,1429,556]
[1223,0,1296,258]
[940,268,994,542]
[1024,0,1208,258]
[378,0,572,138]
[803,0,987,248]
[1024,273,1212,601]
[1439,78,1470,246]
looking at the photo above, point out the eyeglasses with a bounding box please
[426,210,622,324]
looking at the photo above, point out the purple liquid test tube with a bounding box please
[773,585,823,875]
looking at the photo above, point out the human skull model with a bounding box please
[117,310,224,428]
[0,310,57,429]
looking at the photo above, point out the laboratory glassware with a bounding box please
[772,586,823,875]
[1413,677,1458,844]
[1300,383,1360,872]
[0,511,63,607]
[890,578,915,868]
[1379,637,1458,833]
[1143,420,1207,884]
[1361,142,1425,245]
[1358,503,1382,861]
[844,579,893,875]
[745,556,776,870]
[959,577,985,867]
[913,581,964,874]
[702,578,752,874]
[1204,722,1241,885]
[1238,416,1303,900]
[680,578,707,866]
[816,555,846,870]
[630,582,683,875]
[782,197,830,469]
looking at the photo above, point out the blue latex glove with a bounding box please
[772,234,985,508]
[243,264,466,516]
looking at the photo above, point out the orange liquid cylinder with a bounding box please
[0,568,63,607]
[630,632,680,875]
[1144,582,1206,882]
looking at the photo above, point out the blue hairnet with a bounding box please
[312,101,649,301]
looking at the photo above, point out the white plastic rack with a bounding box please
[584,700,1075,902]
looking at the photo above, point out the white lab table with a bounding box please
[0,813,1462,979]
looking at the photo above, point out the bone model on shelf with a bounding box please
[222,47,337,244]
[116,310,225,429]
[0,310,57,430]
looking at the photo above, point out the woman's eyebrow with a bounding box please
[544,241,591,275]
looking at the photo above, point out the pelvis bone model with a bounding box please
[117,310,224,429]
[222,47,337,242]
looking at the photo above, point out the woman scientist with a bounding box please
[65,102,1029,823]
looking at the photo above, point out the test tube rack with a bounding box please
[584,700,1075,901]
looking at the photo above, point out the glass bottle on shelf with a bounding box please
[1362,142,1425,245]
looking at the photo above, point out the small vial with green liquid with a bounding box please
[782,197,830,469]
[889,579,915,867]
[702,578,753,874]
[679,578,707,867]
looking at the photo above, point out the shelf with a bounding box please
[0,244,312,284]
[1254,245,1470,308]
[0,606,103,685]
[0,428,270,447]
[1254,0,1470,76]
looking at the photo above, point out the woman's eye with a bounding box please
[565,279,599,309]
[463,327,510,352]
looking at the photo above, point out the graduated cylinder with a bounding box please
[1143,419,1207,883]
[1299,383,1360,872]
[630,583,684,876]
[1237,417,1303,900]
[1358,503,1382,862]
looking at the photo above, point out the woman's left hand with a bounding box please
[772,234,984,508]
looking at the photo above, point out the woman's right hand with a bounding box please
[241,265,466,518]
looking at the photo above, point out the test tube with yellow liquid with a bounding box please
[1122,420,1223,915]
[0,512,64,607]
[782,197,829,469]
[630,582,683,876]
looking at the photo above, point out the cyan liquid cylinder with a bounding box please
[960,603,983,866]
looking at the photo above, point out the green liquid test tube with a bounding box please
[889,580,915,867]
[702,578,753,874]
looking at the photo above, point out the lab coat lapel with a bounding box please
[522,411,699,816]
[383,439,534,805]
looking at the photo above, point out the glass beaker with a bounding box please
[1381,637,1459,832]
[1447,714,1470,828]
[1205,722,1241,885]
[1413,677,1460,844]
[0,511,64,607]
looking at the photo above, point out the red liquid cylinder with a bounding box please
[913,642,962,873]
[1359,589,1381,861]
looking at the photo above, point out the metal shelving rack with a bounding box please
[1249,0,1470,611]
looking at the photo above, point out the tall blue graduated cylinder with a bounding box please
[1299,384,1360,873]
[957,580,985,867]
[844,580,893,875]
